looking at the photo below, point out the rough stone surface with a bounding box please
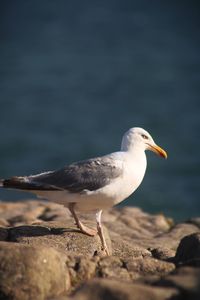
[68,278,179,300]
[156,267,200,300]
[150,247,176,261]
[188,217,200,228]
[66,254,97,291]
[0,200,199,300]
[0,241,70,300]
[8,221,112,257]
[97,256,131,281]
[125,257,175,279]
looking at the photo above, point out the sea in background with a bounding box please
[0,0,200,221]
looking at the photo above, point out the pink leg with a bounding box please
[68,203,97,236]
[96,210,110,255]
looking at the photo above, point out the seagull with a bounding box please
[0,127,167,255]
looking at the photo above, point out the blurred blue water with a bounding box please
[0,0,200,221]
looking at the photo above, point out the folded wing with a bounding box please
[1,156,122,193]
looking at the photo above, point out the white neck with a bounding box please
[121,138,147,179]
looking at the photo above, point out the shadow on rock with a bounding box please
[8,225,80,241]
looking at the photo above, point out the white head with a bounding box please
[121,127,167,158]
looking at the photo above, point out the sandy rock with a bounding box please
[69,278,179,300]
[115,206,171,229]
[0,201,200,300]
[104,207,172,241]
[0,242,70,300]
[125,257,175,279]
[150,247,176,261]
[0,217,9,226]
[188,217,200,228]
[154,223,200,250]
[111,232,152,259]
[97,256,131,281]
[8,221,112,257]
[66,254,97,290]
[104,207,199,254]
[157,267,200,300]
[36,202,72,222]
[0,201,46,226]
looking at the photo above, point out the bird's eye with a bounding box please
[141,134,148,140]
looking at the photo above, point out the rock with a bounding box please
[8,221,112,257]
[0,200,200,300]
[187,217,200,228]
[150,247,175,261]
[0,217,9,226]
[66,254,97,291]
[104,207,199,254]
[97,256,131,281]
[0,227,8,241]
[150,223,200,251]
[0,242,70,300]
[104,207,172,242]
[0,201,46,226]
[125,257,175,279]
[37,202,72,222]
[68,278,179,300]
[111,233,152,259]
[156,267,200,300]
[175,233,200,265]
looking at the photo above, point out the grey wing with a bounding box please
[28,156,123,193]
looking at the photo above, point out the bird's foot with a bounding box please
[76,222,97,236]
[101,246,110,256]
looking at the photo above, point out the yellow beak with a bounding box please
[148,144,168,159]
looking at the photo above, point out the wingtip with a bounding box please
[2,176,27,189]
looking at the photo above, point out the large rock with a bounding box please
[175,232,200,265]
[8,221,112,257]
[0,200,47,226]
[125,257,175,279]
[0,200,200,300]
[66,254,97,291]
[103,207,199,254]
[97,256,131,281]
[0,227,8,241]
[67,278,179,300]
[156,266,200,300]
[0,242,70,300]
[150,247,175,261]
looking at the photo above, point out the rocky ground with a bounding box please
[0,200,200,300]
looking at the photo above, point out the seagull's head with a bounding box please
[121,127,167,158]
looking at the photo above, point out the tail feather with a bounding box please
[1,176,61,191]
[3,176,32,189]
